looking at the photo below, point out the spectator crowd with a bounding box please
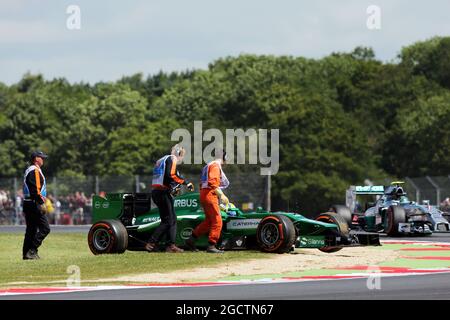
[0,189,94,225]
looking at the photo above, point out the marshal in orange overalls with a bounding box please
[192,160,229,245]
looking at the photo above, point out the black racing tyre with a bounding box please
[329,205,352,227]
[385,206,406,236]
[315,212,350,253]
[88,219,128,255]
[256,215,296,253]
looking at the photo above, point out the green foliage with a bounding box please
[400,37,450,89]
[1,37,449,212]
[382,92,450,176]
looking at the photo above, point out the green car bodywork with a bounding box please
[88,192,380,254]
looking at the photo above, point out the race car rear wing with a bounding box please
[346,186,384,213]
[354,185,385,195]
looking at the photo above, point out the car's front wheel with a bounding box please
[385,206,406,236]
[329,205,352,227]
[315,212,350,253]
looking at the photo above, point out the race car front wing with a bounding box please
[296,231,381,249]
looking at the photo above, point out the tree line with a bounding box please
[0,37,449,213]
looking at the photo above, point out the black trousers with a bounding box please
[149,189,177,245]
[22,200,51,257]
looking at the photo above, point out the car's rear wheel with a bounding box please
[315,212,350,253]
[88,219,128,254]
[256,215,296,253]
[385,206,406,236]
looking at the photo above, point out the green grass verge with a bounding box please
[0,233,268,288]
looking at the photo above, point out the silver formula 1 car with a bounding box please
[330,182,450,236]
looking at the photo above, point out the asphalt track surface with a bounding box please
[2,273,450,300]
[2,225,450,300]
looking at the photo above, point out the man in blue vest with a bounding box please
[22,151,51,260]
[145,145,194,253]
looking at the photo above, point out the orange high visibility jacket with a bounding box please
[200,160,229,190]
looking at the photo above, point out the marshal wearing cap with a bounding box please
[30,150,48,161]
[22,150,50,260]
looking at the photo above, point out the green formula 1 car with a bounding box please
[87,192,380,255]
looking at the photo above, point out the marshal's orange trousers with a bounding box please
[192,189,222,245]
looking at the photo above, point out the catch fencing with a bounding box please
[0,172,269,225]
[1,175,449,226]
[373,176,450,208]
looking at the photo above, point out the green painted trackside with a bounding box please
[378,259,450,269]
[380,244,450,258]
[214,242,450,282]
[398,250,450,257]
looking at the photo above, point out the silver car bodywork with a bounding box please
[346,184,450,234]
